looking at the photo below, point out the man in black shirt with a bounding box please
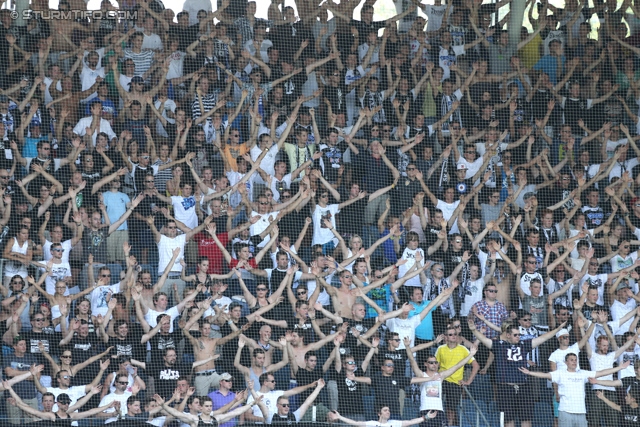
[150,348,191,399]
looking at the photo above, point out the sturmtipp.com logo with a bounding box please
[13,10,138,20]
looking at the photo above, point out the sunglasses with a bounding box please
[521,318,532,321]
[384,363,394,367]
[427,361,438,364]
[117,381,128,385]
[280,403,290,407]
[406,167,416,171]
[61,375,71,379]
[34,318,45,321]
[60,355,71,358]
[257,288,267,291]
[346,361,356,365]
[52,248,64,252]
[486,289,497,293]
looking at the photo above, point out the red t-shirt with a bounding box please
[229,257,258,270]
[197,231,228,274]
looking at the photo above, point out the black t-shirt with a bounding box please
[341,318,376,363]
[331,369,364,415]
[324,81,349,115]
[132,193,165,231]
[151,362,191,399]
[370,372,410,415]
[149,332,178,365]
[335,193,366,235]
[220,317,248,362]
[279,71,307,110]
[378,348,408,373]
[63,335,102,384]
[21,330,61,376]
[296,366,323,402]
[107,325,145,362]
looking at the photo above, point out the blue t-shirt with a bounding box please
[102,191,131,231]
[365,284,393,318]
[22,136,47,158]
[409,300,435,340]
[3,353,38,399]
[493,339,533,384]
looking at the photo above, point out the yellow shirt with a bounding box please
[519,34,543,70]
[435,344,474,384]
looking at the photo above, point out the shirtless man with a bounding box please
[234,337,289,391]
[285,329,335,377]
[183,301,247,396]
[315,270,360,319]
[137,249,178,308]
[239,325,281,366]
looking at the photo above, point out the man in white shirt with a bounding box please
[146,211,211,300]
[79,52,105,103]
[73,100,118,146]
[520,354,630,427]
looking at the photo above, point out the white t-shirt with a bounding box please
[419,372,443,412]
[611,298,637,333]
[436,199,460,221]
[145,305,181,333]
[99,392,132,423]
[422,4,448,32]
[247,390,284,418]
[42,239,73,263]
[460,278,486,317]
[250,210,281,248]
[43,261,72,295]
[579,273,609,306]
[171,196,198,230]
[457,156,484,180]
[48,385,86,412]
[312,204,340,246]
[550,369,594,414]
[365,420,402,427]
[142,33,163,51]
[89,282,122,317]
[589,352,617,391]
[157,234,186,274]
[398,247,425,287]
[386,315,421,349]
[549,342,581,371]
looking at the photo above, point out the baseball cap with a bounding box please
[617,282,631,291]
[457,163,467,170]
[555,329,569,339]
[220,373,233,381]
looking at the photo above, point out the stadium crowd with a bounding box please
[2,0,640,426]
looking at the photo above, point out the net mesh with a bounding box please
[0,0,634,426]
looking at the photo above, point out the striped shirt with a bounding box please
[153,158,173,194]
[124,49,155,77]
[192,92,218,121]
